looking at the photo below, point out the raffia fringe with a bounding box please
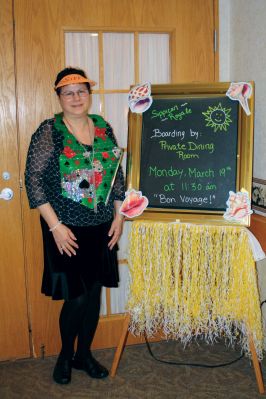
[126,221,264,360]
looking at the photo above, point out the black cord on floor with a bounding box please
[144,334,244,368]
[261,300,266,308]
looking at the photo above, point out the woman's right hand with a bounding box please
[52,224,79,257]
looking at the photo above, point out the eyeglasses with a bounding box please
[60,89,90,100]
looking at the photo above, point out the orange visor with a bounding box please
[54,74,97,89]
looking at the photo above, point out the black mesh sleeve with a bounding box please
[25,120,55,208]
[112,165,125,201]
[105,122,125,201]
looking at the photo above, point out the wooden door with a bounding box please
[13,0,218,358]
[0,0,30,360]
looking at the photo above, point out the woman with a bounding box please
[25,67,125,384]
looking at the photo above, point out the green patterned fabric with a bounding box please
[55,113,123,210]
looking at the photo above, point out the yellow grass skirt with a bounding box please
[127,221,264,359]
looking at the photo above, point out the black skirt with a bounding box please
[40,217,119,300]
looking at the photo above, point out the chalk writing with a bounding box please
[151,103,192,122]
[149,166,184,179]
[188,168,215,178]
[150,129,185,140]
[153,193,176,204]
[139,96,238,210]
[159,140,215,156]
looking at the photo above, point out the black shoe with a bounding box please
[53,356,72,384]
[72,355,109,379]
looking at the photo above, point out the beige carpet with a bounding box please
[0,340,265,399]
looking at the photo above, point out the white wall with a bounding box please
[219,0,266,180]
[219,0,266,347]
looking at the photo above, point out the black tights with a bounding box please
[59,282,102,360]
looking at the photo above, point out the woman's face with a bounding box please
[59,83,91,117]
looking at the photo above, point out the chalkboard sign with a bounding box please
[140,96,238,211]
[127,83,254,224]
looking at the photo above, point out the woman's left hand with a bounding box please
[108,216,124,250]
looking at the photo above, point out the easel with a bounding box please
[110,314,265,394]
[110,221,265,394]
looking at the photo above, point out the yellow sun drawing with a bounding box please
[202,103,232,132]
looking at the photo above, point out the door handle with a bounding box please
[0,188,14,200]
